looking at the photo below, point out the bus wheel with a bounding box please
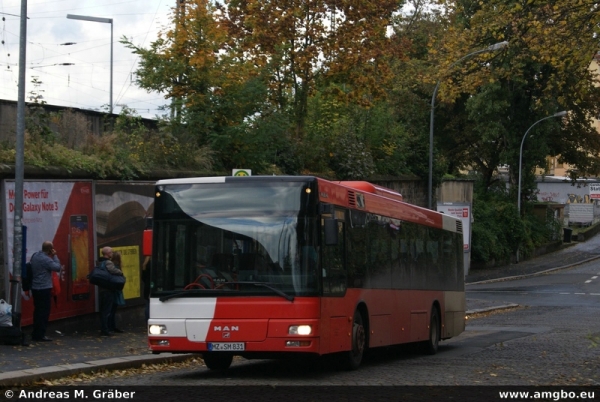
[202,353,233,370]
[423,308,440,355]
[342,310,366,370]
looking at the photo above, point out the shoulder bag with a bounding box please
[87,261,126,291]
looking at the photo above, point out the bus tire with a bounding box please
[423,307,440,355]
[202,352,233,370]
[341,310,366,370]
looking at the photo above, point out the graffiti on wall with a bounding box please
[538,191,560,202]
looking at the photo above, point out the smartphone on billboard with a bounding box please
[70,215,90,300]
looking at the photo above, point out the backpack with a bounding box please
[22,253,36,292]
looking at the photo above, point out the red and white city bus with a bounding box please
[147,176,464,370]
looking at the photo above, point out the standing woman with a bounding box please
[107,251,125,333]
[98,246,117,336]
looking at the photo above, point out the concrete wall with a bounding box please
[437,179,474,204]
[371,176,428,208]
[437,179,474,276]
[0,99,158,147]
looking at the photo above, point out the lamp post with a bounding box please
[428,41,509,209]
[515,110,567,263]
[517,111,568,214]
[66,14,113,114]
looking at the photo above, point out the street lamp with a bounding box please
[66,14,113,114]
[517,111,568,214]
[428,40,509,209]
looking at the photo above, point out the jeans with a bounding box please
[32,288,52,340]
[108,299,118,331]
[99,289,114,333]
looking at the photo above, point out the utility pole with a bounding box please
[171,0,185,122]
[11,0,28,341]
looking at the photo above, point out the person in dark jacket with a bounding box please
[107,251,125,334]
[98,246,124,337]
[30,241,62,342]
[142,255,151,322]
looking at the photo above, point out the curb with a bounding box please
[0,353,197,387]
[466,303,520,316]
[465,255,600,286]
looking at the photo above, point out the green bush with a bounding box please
[471,193,562,265]
[0,108,215,179]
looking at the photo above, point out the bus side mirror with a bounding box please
[324,218,338,246]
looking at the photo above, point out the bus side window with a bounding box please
[324,218,338,245]
[322,219,346,296]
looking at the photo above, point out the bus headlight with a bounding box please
[288,325,312,335]
[149,324,167,335]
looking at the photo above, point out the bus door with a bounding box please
[320,210,349,354]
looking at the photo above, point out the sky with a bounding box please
[0,0,176,119]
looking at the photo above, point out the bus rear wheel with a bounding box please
[202,352,233,370]
[341,310,366,370]
[422,307,440,355]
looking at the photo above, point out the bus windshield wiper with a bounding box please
[215,281,294,301]
[159,289,204,302]
[251,282,294,302]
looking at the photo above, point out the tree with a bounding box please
[219,0,405,140]
[429,0,600,260]
[387,0,448,183]
[433,0,600,188]
[123,0,227,132]
[123,0,275,172]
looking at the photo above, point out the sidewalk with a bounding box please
[0,323,192,387]
[1,233,599,386]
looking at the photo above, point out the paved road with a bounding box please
[57,305,600,386]
[467,259,600,307]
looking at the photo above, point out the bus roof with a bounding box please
[155,176,462,233]
[155,176,316,186]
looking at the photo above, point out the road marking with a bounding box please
[592,276,598,279]
[470,290,600,296]
[585,280,592,283]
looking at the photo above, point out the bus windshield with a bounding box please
[153,181,319,298]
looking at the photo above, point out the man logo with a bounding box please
[213,326,239,332]
[223,332,231,339]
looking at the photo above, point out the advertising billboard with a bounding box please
[3,180,96,325]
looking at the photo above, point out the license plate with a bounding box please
[208,342,245,351]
